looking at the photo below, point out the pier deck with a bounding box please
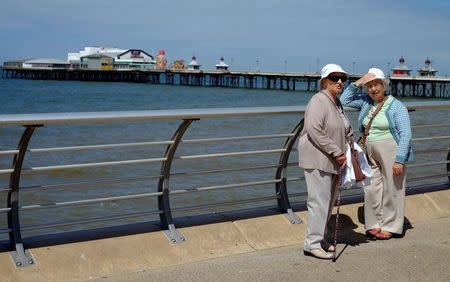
[3,66,450,97]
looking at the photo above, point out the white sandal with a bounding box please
[303,248,333,260]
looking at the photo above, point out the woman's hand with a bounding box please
[335,154,347,167]
[393,162,404,176]
[354,73,376,87]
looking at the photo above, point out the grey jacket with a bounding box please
[298,90,352,174]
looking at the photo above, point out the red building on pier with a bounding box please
[391,56,412,77]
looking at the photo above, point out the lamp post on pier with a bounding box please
[316,57,320,74]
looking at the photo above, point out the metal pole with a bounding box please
[332,176,342,262]
[158,119,197,243]
[275,118,304,224]
[447,149,450,184]
[8,125,41,267]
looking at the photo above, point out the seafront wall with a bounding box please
[1,188,449,282]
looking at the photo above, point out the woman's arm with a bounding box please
[339,83,365,109]
[340,73,376,109]
[394,103,412,164]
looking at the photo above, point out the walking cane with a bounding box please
[332,171,343,262]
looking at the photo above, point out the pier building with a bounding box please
[67,46,128,64]
[114,49,156,70]
[391,56,412,77]
[80,54,114,70]
[215,56,229,71]
[418,57,437,77]
[2,58,31,68]
[187,55,201,70]
[22,58,70,70]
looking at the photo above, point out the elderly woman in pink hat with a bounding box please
[340,68,413,240]
[298,63,353,259]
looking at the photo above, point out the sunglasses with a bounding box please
[327,75,348,83]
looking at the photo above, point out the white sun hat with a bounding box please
[365,68,390,89]
[320,63,348,82]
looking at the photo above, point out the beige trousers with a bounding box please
[364,138,406,234]
[304,169,339,250]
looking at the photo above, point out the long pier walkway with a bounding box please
[2,67,450,98]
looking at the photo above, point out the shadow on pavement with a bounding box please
[326,213,369,247]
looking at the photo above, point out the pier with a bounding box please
[3,66,450,98]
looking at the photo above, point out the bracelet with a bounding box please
[352,82,360,88]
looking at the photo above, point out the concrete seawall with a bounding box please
[1,189,449,281]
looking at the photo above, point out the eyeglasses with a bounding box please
[327,75,348,83]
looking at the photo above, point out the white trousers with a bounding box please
[304,169,339,250]
[364,138,406,234]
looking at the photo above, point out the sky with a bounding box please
[1,0,450,75]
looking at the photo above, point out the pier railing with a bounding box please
[0,102,449,267]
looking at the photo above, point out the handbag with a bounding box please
[350,142,366,181]
[335,98,366,182]
[357,99,386,154]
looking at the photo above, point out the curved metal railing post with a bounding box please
[8,125,41,267]
[275,118,304,224]
[158,119,197,243]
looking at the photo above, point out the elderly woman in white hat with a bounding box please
[298,63,353,259]
[340,68,413,240]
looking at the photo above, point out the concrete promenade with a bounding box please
[96,216,450,282]
[1,189,449,281]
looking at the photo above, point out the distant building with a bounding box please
[215,56,229,71]
[391,56,412,77]
[187,56,201,70]
[2,59,33,68]
[22,59,70,70]
[418,57,437,77]
[68,47,127,64]
[80,54,114,70]
[68,46,157,70]
[114,49,156,70]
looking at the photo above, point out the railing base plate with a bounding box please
[10,249,35,268]
[163,224,186,244]
[285,209,302,224]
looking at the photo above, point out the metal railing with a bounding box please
[0,102,449,267]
